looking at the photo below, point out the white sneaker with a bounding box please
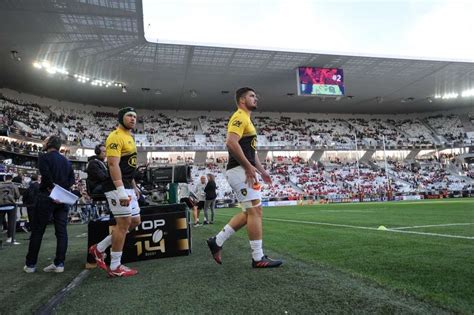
[43,263,65,273]
[23,265,36,273]
[6,238,20,245]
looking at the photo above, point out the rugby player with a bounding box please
[207,87,283,268]
[89,107,141,277]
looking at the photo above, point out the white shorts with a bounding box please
[105,188,140,218]
[225,166,261,203]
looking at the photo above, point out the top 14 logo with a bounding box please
[134,219,166,256]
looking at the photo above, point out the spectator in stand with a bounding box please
[203,173,217,224]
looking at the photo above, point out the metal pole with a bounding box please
[382,135,391,193]
[354,133,360,181]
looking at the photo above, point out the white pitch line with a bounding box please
[263,217,474,240]
[386,229,474,240]
[216,214,474,240]
[388,200,474,205]
[391,223,474,230]
[319,210,375,213]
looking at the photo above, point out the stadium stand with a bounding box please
[2,93,473,151]
[426,114,466,143]
[1,93,473,203]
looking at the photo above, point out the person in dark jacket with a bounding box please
[22,174,40,230]
[12,173,23,184]
[86,144,108,195]
[203,173,217,224]
[24,135,75,273]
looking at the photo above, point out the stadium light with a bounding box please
[441,93,458,99]
[33,60,124,91]
[461,89,474,97]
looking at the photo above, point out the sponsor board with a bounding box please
[87,204,191,265]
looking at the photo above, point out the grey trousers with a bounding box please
[203,199,216,222]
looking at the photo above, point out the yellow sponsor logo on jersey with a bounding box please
[128,155,137,168]
[232,119,242,127]
[251,137,257,150]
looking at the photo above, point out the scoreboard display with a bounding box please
[297,67,345,96]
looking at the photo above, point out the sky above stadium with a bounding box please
[143,0,474,62]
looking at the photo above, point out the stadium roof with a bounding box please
[0,0,473,114]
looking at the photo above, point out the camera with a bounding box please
[137,165,192,204]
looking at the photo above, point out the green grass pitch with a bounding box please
[1,198,472,314]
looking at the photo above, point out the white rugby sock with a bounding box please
[97,235,112,253]
[110,251,122,270]
[215,224,235,247]
[250,240,264,261]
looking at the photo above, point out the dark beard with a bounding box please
[246,104,257,111]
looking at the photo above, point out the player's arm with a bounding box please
[255,152,272,185]
[106,134,130,206]
[108,156,129,206]
[226,132,258,185]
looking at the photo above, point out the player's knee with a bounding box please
[130,217,141,229]
[116,217,131,233]
[116,225,129,234]
[243,200,262,215]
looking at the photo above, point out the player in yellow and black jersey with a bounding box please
[226,108,257,170]
[102,125,137,192]
[207,87,283,268]
[89,107,141,277]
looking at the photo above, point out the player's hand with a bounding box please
[244,166,258,187]
[117,186,131,207]
[261,171,272,185]
[119,197,131,207]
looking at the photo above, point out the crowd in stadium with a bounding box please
[1,94,473,150]
[1,93,473,205]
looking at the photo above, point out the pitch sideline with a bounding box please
[216,213,474,240]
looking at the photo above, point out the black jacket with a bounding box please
[86,156,109,193]
[23,181,39,207]
[204,180,217,200]
[38,150,75,193]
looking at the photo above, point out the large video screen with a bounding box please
[297,67,344,96]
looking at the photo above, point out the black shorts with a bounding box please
[196,201,205,210]
[180,197,195,209]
